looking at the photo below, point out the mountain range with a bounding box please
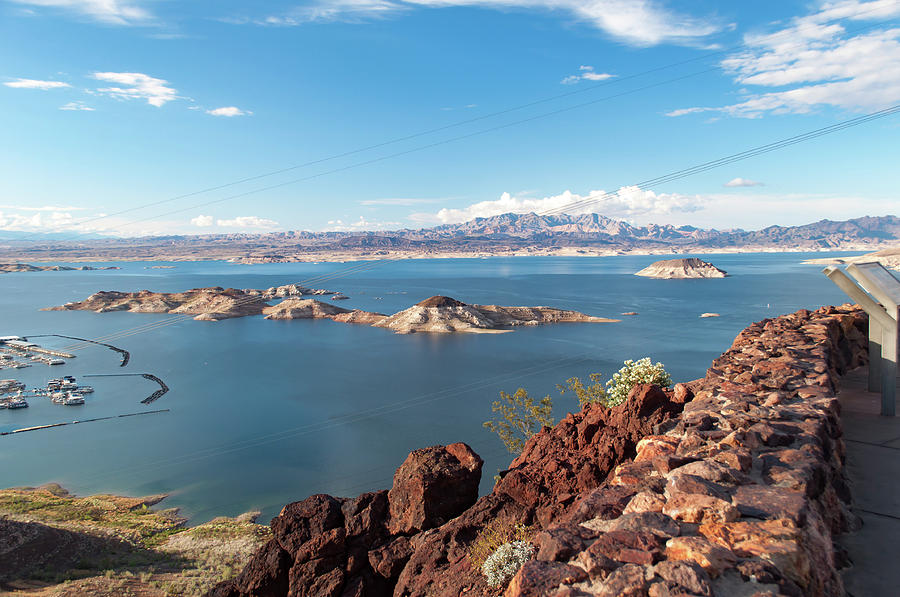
[1,213,898,263]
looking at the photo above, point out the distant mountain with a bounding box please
[1,213,897,262]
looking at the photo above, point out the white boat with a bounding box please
[63,392,84,405]
[7,396,28,409]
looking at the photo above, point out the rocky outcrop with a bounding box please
[635,258,727,279]
[262,299,385,324]
[209,443,483,597]
[211,303,867,597]
[373,296,618,334]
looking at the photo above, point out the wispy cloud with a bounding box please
[360,197,441,206]
[206,106,252,117]
[415,186,706,224]
[324,216,403,231]
[91,72,178,107]
[8,0,153,25]
[561,65,614,84]
[251,0,722,46]
[724,177,764,188]
[667,0,900,118]
[4,78,70,90]
[59,101,95,111]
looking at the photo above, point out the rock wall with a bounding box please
[210,304,867,597]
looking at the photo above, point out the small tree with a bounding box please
[483,388,554,454]
[558,373,607,408]
[605,357,672,406]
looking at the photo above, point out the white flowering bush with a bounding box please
[481,540,534,588]
[604,357,672,406]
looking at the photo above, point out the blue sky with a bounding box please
[1,0,899,237]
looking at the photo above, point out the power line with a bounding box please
[10,8,896,243]
[50,102,900,351]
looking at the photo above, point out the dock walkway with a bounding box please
[838,366,900,597]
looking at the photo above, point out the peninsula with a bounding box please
[634,257,727,279]
[45,290,617,333]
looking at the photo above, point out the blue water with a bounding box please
[0,253,861,523]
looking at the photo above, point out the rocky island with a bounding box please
[0,263,120,273]
[44,283,339,321]
[262,298,386,324]
[46,289,617,333]
[634,257,727,279]
[374,296,619,334]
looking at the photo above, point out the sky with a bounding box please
[1,0,899,237]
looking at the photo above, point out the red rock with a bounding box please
[592,563,650,597]
[623,491,666,514]
[368,536,412,581]
[503,560,587,597]
[535,525,591,562]
[388,442,483,534]
[664,536,737,577]
[730,485,808,524]
[273,494,345,558]
[652,560,713,596]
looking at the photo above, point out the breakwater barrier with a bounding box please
[24,335,129,367]
[1,409,170,436]
[82,373,169,404]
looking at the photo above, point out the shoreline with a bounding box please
[0,245,877,265]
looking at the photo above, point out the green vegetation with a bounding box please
[466,519,535,571]
[604,357,672,406]
[558,372,607,407]
[486,358,673,452]
[483,388,554,454]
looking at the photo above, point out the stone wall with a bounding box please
[211,304,867,597]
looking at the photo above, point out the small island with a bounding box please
[373,295,619,334]
[634,257,727,279]
[46,289,618,334]
[0,263,120,274]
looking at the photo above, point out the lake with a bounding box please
[0,253,860,523]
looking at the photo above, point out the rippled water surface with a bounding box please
[0,253,861,522]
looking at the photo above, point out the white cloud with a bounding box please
[668,1,900,117]
[561,65,614,85]
[190,214,214,227]
[324,216,403,231]
[59,101,94,111]
[724,177,764,188]
[256,0,721,46]
[4,78,70,90]
[8,0,153,25]
[206,106,252,117]
[92,72,178,107]
[216,216,280,229]
[360,197,441,206]
[419,186,706,225]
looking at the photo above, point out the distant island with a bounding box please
[0,263,120,273]
[3,213,898,263]
[634,257,727,279]
[46,290,617,333]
